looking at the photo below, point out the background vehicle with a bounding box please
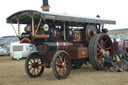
[7,0,116,79]
[10,43,37,60]
[0,47,9,56]
[123,39,128,48]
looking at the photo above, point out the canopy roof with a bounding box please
[7,10,116,25]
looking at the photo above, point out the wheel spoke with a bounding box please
[59,55,63,62]
[98,43,101,49]
[36,68,40,74]
[97,52,101,56]
[36,58,39,63]
[29,66,33,71]
[97,48,100,52]
[30,68,33,73]
[101,44,104,48]
[28,64,33,66]
[56,66,61,71]
[56,59,62,66]
[34,68,36,75]
[105,47,111,50]
[29,59,33,64]
[56,66,59,69]
[56,58,61,63]
[36,58,40,63]
[99,39,104,48]
[98,56,104,63]
[31,68,35,75]
[56,63,62,66]
[35,59,38,63]
[62,67,66,75]
[37,67,41,71]
[97,48,102,56]
[32,58,35,63]
[104,39,109,45]
[64,57,69,64]
[58,68,62,74]
[99,55,103,59]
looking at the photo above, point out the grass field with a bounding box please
[0,56,128,85]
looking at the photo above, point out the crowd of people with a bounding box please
[104,38,128,72]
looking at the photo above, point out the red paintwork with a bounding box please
[32,34,49,40]
[20,38,31,43]
[37,44,48,54]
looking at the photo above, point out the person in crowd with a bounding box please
[104,51,114,71]
[113,38,121,59]
[123,47,128,70]
[104,51,123,72]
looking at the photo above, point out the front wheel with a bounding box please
[52,50,71,79]
[25,52,44,78]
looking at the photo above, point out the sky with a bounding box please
[0,0,128,37]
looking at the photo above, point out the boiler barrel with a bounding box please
[44,42,73,50]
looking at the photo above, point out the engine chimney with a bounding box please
[41,0,50,11]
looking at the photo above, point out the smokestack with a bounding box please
[41,0,50,11]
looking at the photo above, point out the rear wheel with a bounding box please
[88,34,114,70]
[25,52,44,78]
[52,50,71,79]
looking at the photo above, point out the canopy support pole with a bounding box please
[17,19,20,37]
[35,18,43,35]
[32,16,35,36]
[11,24,18,37]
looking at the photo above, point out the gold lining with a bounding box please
[64,22,66,41]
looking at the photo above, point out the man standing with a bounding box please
[113,38,121,59]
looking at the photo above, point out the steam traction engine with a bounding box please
[7,10,116,79]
